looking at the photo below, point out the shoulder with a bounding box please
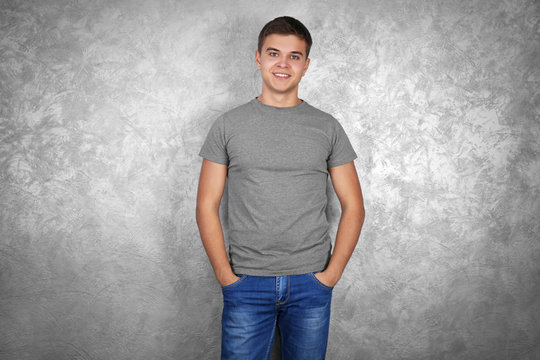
[302,101,343,136]
[207,100,254,133]
[219,99,254,122]
[302,101,335,121]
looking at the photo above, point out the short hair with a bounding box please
[257,16,313,58]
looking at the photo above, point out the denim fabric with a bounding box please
[221,272,333,360]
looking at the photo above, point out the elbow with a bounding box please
[354,203,365,225]
[342,202,365,223]
[195,204,203,220]
[359,205,365,225]
[196,201,220,223]
[195,203,210,221]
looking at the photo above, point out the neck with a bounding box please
[256,92,302,108]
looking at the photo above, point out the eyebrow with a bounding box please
[265,47,304,57]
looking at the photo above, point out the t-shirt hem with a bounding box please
[328,154,358,168]
[232,264,328,277]
[199,152,228,165]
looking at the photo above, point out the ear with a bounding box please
[302,57,310,76]
[255,50,261,70]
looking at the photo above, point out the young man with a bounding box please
[196,16,365,360]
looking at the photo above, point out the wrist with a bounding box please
[323,266,343,282]
[216,268,238,286]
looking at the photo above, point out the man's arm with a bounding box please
[315,160,365,287]
[195,158,239,287]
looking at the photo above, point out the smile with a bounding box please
[273,73,291,79]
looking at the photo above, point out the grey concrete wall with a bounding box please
[1,0,538,359]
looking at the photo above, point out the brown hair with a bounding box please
[257,16,313,58]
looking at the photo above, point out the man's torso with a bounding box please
[199,98,357,276]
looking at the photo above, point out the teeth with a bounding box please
[274,73,290,78]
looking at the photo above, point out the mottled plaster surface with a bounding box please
[1,0,539,359]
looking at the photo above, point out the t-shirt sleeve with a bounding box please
[198,115,229,165]
[327,117,358,168]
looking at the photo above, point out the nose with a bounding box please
[276,55,289,67]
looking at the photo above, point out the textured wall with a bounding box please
[1,0,539,359]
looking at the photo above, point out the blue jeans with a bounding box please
[221,271,333,360]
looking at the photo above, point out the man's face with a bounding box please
[255,34,310,98]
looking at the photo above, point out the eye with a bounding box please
[269,52,278,57]
[291,55,300,60]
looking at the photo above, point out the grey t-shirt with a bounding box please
[199,97,357,276]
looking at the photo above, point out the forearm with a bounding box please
[195,206,235,284]
[325,206,365,281]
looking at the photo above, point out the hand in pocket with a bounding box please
[314,271,338,288]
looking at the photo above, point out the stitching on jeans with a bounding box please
[221,274,247,290]
[264,314,277,360]
[275,276,278,304]
[309,272,333,291]
[275,276,291,305]
[279,275,290,304]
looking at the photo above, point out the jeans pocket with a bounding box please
[309,272,334,291]
[221,274,248,290]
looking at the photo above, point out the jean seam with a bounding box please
[264,313,277,360]
[221,274,247,290]
[309,272,334,291]
[276,276,291,305]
